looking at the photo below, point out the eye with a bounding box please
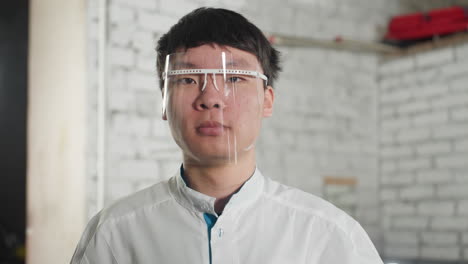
[227,76,245,83]
[175,77,197,85]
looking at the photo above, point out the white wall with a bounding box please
[379,43,468,262]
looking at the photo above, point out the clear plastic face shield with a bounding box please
[162,49,268,166]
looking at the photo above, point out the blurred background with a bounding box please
[1,0,468,263]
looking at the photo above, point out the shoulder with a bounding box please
[261,176,358,233]
[70,177,177,263]
[93,177,175,229]
[258,176,383,262]
[260,176,382,259]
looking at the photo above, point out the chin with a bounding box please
[178,133,257,164]
[184,153,236,166]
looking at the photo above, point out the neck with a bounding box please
[182,151,256,215]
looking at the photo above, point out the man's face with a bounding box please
[162,44,274,165]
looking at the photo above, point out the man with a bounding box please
[71,7,383,264]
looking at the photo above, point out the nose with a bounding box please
[194,74,227,111]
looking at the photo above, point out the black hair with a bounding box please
[156,7,281,89]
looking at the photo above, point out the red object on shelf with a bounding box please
[385,6,468,41]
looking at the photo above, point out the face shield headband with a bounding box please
[162,69,268,89]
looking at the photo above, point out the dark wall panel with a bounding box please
[0,0,28,254]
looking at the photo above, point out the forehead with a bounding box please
[170,44,261,70]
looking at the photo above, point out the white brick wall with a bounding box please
[437,184,468,198]
[384,245,419,259]
[417,201,455,216]
[415,47,454,68]
[417,169,453,184]
[421,232,458,245]
[385,231,418,245]
[416,141,451,155]
[420,246,460,261]
[431,217,468,231]
[113,0,157,10]
[393,216,430,230]
[379,42,468,262]
[400,185,434,200]
[384,202,415,215]
[459,200,468,215]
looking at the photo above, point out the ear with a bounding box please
[263,86,274,117]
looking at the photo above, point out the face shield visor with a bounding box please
[162,50,268,166]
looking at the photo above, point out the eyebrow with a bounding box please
[171,58,255,69]
[225,58,252,68]
[171,61,198,69]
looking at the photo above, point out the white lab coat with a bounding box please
[70,168,383,264]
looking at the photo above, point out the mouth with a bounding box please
[196,121,227,136]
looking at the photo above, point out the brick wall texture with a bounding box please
[379,43,468,261]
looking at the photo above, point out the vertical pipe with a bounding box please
[96,0,108,211]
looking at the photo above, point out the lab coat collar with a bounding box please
[170,165,264,216]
